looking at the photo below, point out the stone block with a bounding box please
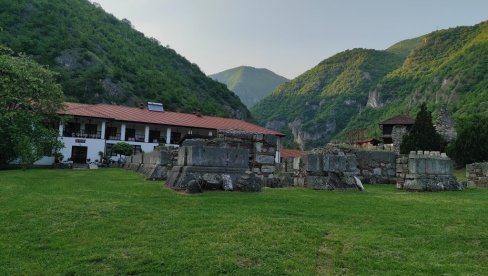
[305,154,321,173]
[255,142,263,153]
[185,146,249,168]
[160,150,171,165]
[373,167,382,176]
[322,155,331,171]
[261,165,276,173]
[255,154,275,165]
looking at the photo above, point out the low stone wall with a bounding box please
[396,151,462,191]
[301,152,363,191]
[277,145,397,186]
[124,149,171,180]
[354,150,396,184]
[466,162,488,187]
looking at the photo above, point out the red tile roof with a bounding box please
[379,114,415,125]
[59,102,284,136]
[281,149,306,158]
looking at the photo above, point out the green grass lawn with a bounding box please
[1,169,487,275]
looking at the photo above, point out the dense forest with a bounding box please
[252,21,488,149]
[0,0,250,119]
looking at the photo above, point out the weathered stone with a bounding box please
[201,173,222,190]
[373,168,382,176]
[185,180,202,193]
[255,154,275,165]
[236,172,261,192]
[261,165,275,173]
[222,174,233,191]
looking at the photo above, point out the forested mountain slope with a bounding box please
[252,49,404,149]
[0,0,250,119]
[252,21,488,149]
[210,66,288,108]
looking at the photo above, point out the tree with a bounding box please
[400,103,445,154]
[0,45,64,165]
[447,115,488,166]
[111,142,134,159]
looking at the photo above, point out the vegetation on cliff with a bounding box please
[0,0,250,119]
[252,21,488,149]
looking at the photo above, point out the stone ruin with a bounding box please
[125,149,172,180]
[466,162,488,187]
[166,139,260,193]
[396,151,462,191]
[165,130,280,193]
[298,146,364,191]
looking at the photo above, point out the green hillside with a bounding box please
[385,36,423,58]
[251,49,404,149]
[0,0,250,119]
[210,66,288,108]
[252,21,488,149]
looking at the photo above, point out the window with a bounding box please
[65,122,80,136]
[126,128,136,141]
[105,127,118,140]
[149,130,161,143]
[85,124,98,138]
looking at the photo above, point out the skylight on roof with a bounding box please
[147,102,164,112]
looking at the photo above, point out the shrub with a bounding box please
[447,115,488,166]
[400,103,445,154]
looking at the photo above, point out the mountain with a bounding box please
[252,49,404,149]
[0,0,250,119]
[252,21,488,149]
[210,66,289,108]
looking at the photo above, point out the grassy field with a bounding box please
[1,169,487,275]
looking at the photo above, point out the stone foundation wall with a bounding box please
[300,152,362,191]
[396,151,462,191]
[124,149,172,180]
[354,150,397,184]
[466,162,488,187]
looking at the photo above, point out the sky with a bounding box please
[94,0,488,79]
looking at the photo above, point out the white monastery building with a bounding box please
[41,102,284,165]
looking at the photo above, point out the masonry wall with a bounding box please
[396,151,461,191]
[354,150,397,184]
[466,162,488,187]
[125,149,171,180]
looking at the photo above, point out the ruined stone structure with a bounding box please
[435,107,457,142]
[166,139,252,193]
[279,145,397,185]
[125,148,172,180]
[391,125,408,153]
[164,131,280,193]
[466,162,488,187]
[355,150,397,184]
[396,151,462,191]
[300,150,363,191]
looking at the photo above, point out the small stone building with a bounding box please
[379,114,415,153]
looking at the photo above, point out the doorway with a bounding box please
[71,146,87,163]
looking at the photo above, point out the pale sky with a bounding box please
[94,0,488,79]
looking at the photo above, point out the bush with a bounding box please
[400,103,445,154]
[111,142,134,157]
